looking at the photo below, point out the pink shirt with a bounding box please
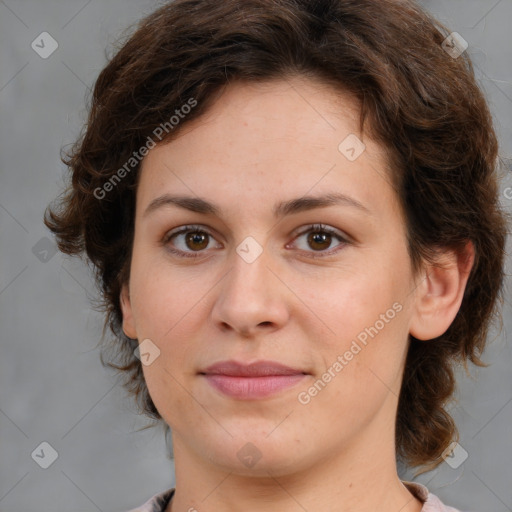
[127,480,468,511]
[403,481,467,512]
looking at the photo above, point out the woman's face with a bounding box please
[121,77,419,476]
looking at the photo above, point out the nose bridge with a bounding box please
[224,216,273,286]
[227,237,274,302]
[212,236,288,334]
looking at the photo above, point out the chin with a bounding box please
[195,429,311,477]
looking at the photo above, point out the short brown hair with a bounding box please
[45,0,508,473]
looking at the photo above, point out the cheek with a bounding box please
[293,262,402,342]
[129,253,204,337]
[297,314,409,436]
[140,361,193,432]
[127,261,199,402]
[294,261,410,397]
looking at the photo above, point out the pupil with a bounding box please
[187,232,208,250]
[309,232,331,251]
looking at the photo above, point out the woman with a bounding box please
[45,0,507,511]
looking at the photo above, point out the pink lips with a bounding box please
[200,360,308,399]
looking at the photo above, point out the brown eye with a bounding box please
[307,231,333,251]
[163,225,220,258]
[291,223,349,258]
[184,231,209,251]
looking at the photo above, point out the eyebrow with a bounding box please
[143,192,372,218]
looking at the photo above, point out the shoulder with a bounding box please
[402,480,472,512]
[125,488,175,512]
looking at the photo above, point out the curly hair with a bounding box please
[44,0,508,473]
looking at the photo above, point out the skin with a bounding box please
[120,76,474,512]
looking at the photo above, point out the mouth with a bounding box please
[199,360,309,400]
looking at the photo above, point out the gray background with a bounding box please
[1,1,511,511]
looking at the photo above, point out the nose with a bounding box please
[211,244,290,337]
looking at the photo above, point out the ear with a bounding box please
[120,283,137,339]
[409,241,475,341]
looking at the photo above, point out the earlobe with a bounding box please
[120,283,137,339]
[409,241,475,341]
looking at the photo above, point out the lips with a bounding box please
[202,360,307,377]
[200,360,308,399]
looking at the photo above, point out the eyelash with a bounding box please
[162,223,350,259]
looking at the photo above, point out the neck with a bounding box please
[166,415,423,512]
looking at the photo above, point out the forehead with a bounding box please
[137,77,398,220]
[165,77,365,158]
